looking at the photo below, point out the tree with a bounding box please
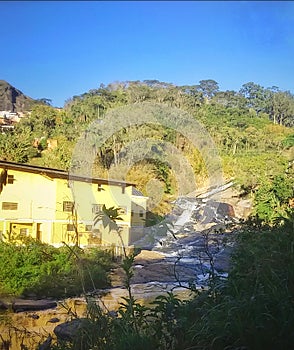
[0,132,37,163]
[198,79,219,100]
[239,82,270,114]
[35,98,53,106]
[212,90,247,109]
[18,104,59,138]
[267,90,294,126]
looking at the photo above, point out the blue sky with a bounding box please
[1,1,294,107]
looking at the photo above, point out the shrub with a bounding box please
[0,238,112,298]
[184,218,294,350]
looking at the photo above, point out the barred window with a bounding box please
[20,228,28,235]
[63,201,74,212]
[7,175,14,184]
[2,202,18,210]
[92,204,103,214]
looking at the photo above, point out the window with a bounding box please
[63,201,74,212]
[20,228,28,236]
[85,225,92,232]
[121,185,125,194]
[139,210,144,218]
[7,175,14,184]
[67,224,75,232]
[2,202,18,210]
[92,204,103,214]
[97,184,103,192]
[131,210,134,217]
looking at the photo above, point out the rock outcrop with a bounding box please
[0,80,34,112]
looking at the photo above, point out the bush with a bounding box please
[253,172,293,224]
[0,238,112,298]
[184,218,294,350]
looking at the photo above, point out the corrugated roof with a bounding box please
[132,187,145,197]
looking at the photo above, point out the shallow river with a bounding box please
[0,282,193,350]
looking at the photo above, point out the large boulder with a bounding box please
[54,318,88,341]
[216,202,235,217]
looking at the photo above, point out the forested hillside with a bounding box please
[0,79,293,215]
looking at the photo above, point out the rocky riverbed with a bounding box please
[0,185,252,349]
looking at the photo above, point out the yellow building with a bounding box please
[0,161,147,247]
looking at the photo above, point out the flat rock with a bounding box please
[134,250,165,263]
[12,299,57,313]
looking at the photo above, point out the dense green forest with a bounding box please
[0,79,293,214]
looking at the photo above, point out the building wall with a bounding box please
[0,169,56,220]
[131,195,147,226]
[0,168,56,241]
[55,179,134,246]
[0,166,147,247]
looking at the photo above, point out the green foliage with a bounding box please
[0,131,38,163]
[282,133,294,148]
[151,159,172,194]
[216,221,294,349]
[239,81,271,114]
[18,104,59,138]
[30,136,75,170]
[268,90,294,126]
[0,79,292,206]
[223,151,289,195]
[0,238,112,298]
[171,219,294,350]
[253,171,293,224]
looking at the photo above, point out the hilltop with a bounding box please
[0,80,35,112]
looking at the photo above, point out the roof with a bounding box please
[0,160,135,187]
[132,187,146,197]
